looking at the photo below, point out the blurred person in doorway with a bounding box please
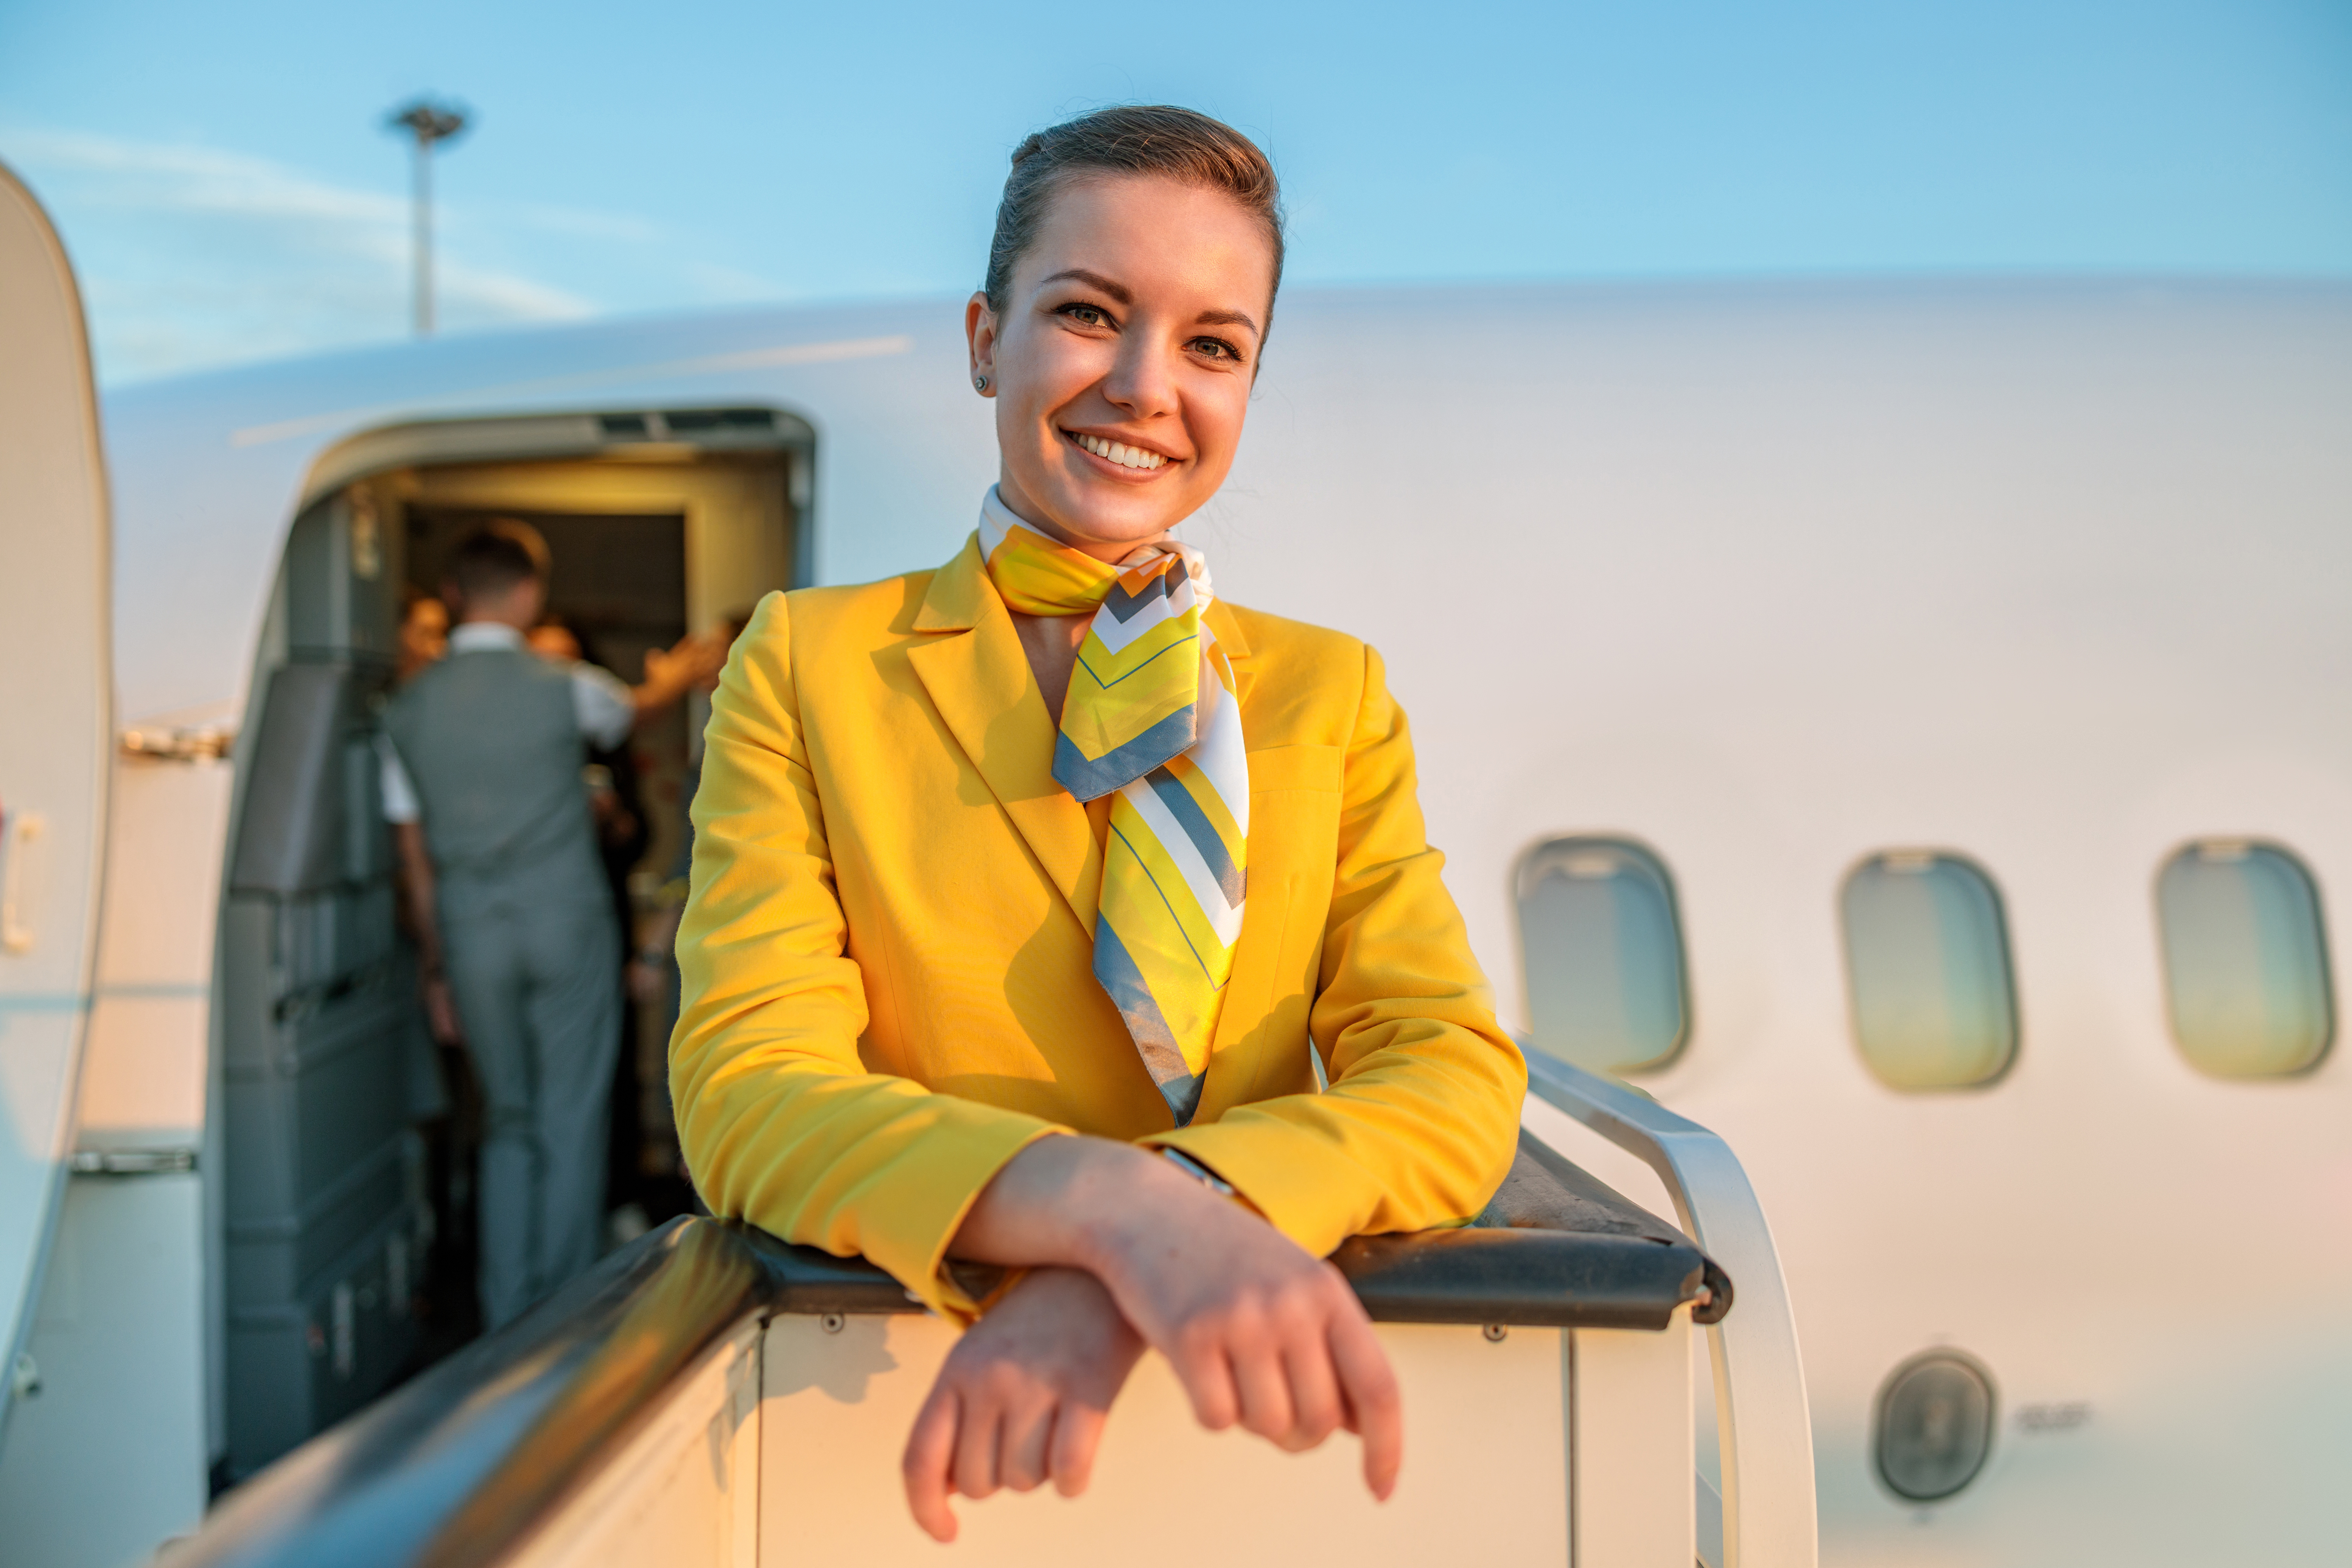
[628,608,753,1208]
[637,611,754,1022]
[378,521,692,1329]
[528,614,726,732]
[397,584,450,685]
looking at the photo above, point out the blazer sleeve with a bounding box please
[1146,644,1527,1255]
[668,592,1063,1320]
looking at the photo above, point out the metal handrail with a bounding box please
[1524,1052,1819,1568]
[162,1220,784,1568]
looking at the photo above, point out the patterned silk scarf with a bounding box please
[977,487,1248,1125]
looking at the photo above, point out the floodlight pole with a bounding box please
[387,100,469,337]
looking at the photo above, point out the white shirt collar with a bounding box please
[449,621,528,653]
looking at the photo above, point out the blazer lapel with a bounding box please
[906,537,1101,933]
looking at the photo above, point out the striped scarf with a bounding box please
[978,487,1248,1125]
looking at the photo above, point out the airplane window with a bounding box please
[1514,836,1689,1074]
[2156,840,2333,1078]
[1841,852,2017,1090]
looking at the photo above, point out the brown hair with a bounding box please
[444,518,550,602]
[983,106,1285,334]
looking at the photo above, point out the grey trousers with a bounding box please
[441,882,620,1331]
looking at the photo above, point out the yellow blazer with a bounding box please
[670,534,1526,1317]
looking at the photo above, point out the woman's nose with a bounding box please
[1101,336,1180,421]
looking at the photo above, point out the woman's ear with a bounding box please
[965,292,999,397]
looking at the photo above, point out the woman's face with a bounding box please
[399,597,449,670]
[527,623,582,663]
[968,174,1273,562]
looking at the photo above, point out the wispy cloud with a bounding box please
[516,203,667,244]
[17,128,402,223]
[682,259,786,304]
[1,127,601,382]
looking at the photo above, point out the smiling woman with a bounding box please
[667,105,1527,1545]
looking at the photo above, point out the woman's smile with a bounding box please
[1063,426,1174,474]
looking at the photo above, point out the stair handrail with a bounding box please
[1524,1052,1819,1568]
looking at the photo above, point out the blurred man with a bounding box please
[379,522,699,1329]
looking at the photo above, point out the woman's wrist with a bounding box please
[1057,1141,1243,1288]
[1017,1137,1173,1275]
[951,1134,1225,1284]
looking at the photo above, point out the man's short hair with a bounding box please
[445,520,550,602]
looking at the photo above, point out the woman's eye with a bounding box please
[1190,337,1242,363]
[1061,303,1110,328]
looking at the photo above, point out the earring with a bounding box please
[974,374,989,392]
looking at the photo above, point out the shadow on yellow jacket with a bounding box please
[670,535,1527,1317]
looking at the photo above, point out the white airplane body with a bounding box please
[2,163,2348,1565]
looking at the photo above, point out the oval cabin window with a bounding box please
[1841,852,2018,1090]
[1514,837,1689,1074]
[2156,840,2333,1078]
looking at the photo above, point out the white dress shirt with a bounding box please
[379,621,636,825]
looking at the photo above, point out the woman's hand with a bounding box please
[1091,1177,1400,1484]
[950,1138,1403,1500]
[901,1266,1144,1542]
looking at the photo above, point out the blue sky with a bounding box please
[3,0,2347,384]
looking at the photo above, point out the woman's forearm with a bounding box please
[948,1134,1207,1280]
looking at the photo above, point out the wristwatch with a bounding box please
[1159,1147,1236,1199]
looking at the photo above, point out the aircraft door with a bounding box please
[0,165,113,1437]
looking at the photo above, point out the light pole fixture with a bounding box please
[386,99,469,337]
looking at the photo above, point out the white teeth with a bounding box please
[1073,432,1166,470]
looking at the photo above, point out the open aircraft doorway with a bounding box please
[215,408,808,1479]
